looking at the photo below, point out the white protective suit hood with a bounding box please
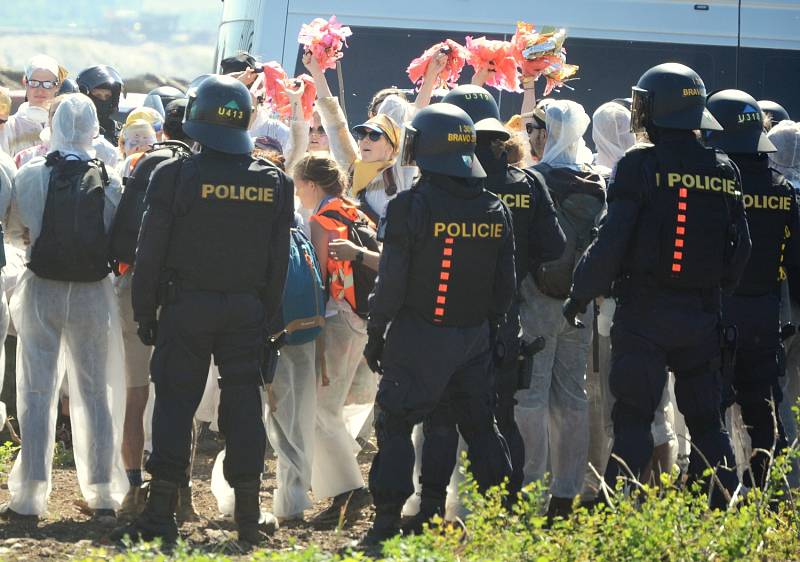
[377,94,413,128]
[49,94,99,160]
[767,120,800,186]
[592,101,635,171]
[540,99,594,169]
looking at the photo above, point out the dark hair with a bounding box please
[367,88,408,117]
[293,153,349,197]
[254,148,286,171]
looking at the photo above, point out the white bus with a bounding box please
[213,0,800,126]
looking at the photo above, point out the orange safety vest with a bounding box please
[310,197,372,314]
[117,152,148,276]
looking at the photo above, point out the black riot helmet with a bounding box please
[76,65,125,118]
[58,78,80,95]
[146,86,186,116]
[757,100,790,126]
[705,89,776,154]
[187,74,212,97]
[442,85,510,140]
[164,98,189,142]
[401,103,486,178]
[630,62,722,134]
[183,74,253,154]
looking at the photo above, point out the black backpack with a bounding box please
[527,164,606,299]
[320,208,380,319]
[28,153,113,282]
[110,141,192,265]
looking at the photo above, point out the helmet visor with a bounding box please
[630,86,653,134]
[400,125,418,167]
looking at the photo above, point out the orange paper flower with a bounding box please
[406,39,468,90]
[262,62,317,121]
[465,36,521,93]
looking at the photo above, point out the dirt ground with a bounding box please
[0,433,378,560]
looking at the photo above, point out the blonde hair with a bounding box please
[293,153,349,197]
[119,119,157,153]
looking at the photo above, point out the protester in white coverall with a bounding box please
[14,95,120,171]
[0,55,61,157]
[0,150,14,430]
[515,100,602,518]
[0,94,126,519]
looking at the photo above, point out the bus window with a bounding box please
[292,25,506,126]
[215,20,256,73]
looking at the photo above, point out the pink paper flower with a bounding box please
[298,16,353,71]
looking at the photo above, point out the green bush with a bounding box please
[76,447,800,561]
[0,439,19,480]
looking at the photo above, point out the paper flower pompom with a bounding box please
[298,16,353,71]
[465,35,521,93]
[406,39,468,90]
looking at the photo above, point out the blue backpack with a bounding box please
[278,226,326,345]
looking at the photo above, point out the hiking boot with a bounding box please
[176,485,198,523]
[91,508,117,524]
[312,487,372,527]
[400,497,445,535]
[118,484,149,521]
[545,496,574,527]
[359,509,401,549]
[233,480,278,544]
[0,503,38,522]
[111,479,179,544]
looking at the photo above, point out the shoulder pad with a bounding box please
[607,148,654,204]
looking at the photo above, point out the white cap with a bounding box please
[25,55,60,80]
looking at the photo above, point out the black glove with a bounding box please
[562,297,589,329]
[364,329,386,374]
[137,319,158,346]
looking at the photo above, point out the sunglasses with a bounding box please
[354,129,384,142]
[27,79,59,90]
[526,122,546,135]
[0,118,7,125]
[308,125,327,136]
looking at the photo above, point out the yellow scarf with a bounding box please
[351,159,395,196]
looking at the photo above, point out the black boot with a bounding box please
[311,487,372,527]
[233,480,279,544]
[545,496,574,527]
[360,505,401,548]
[111,479,179,544]
[400,496,445,535]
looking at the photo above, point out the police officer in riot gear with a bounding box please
[147,86,186,116]
[113,74,293,544]
[362,103,515,545]
[57,78,80,95]
[76,65,125,144]
[403,85,564,531]
[706,89,800,489]
[563,63,752,508]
